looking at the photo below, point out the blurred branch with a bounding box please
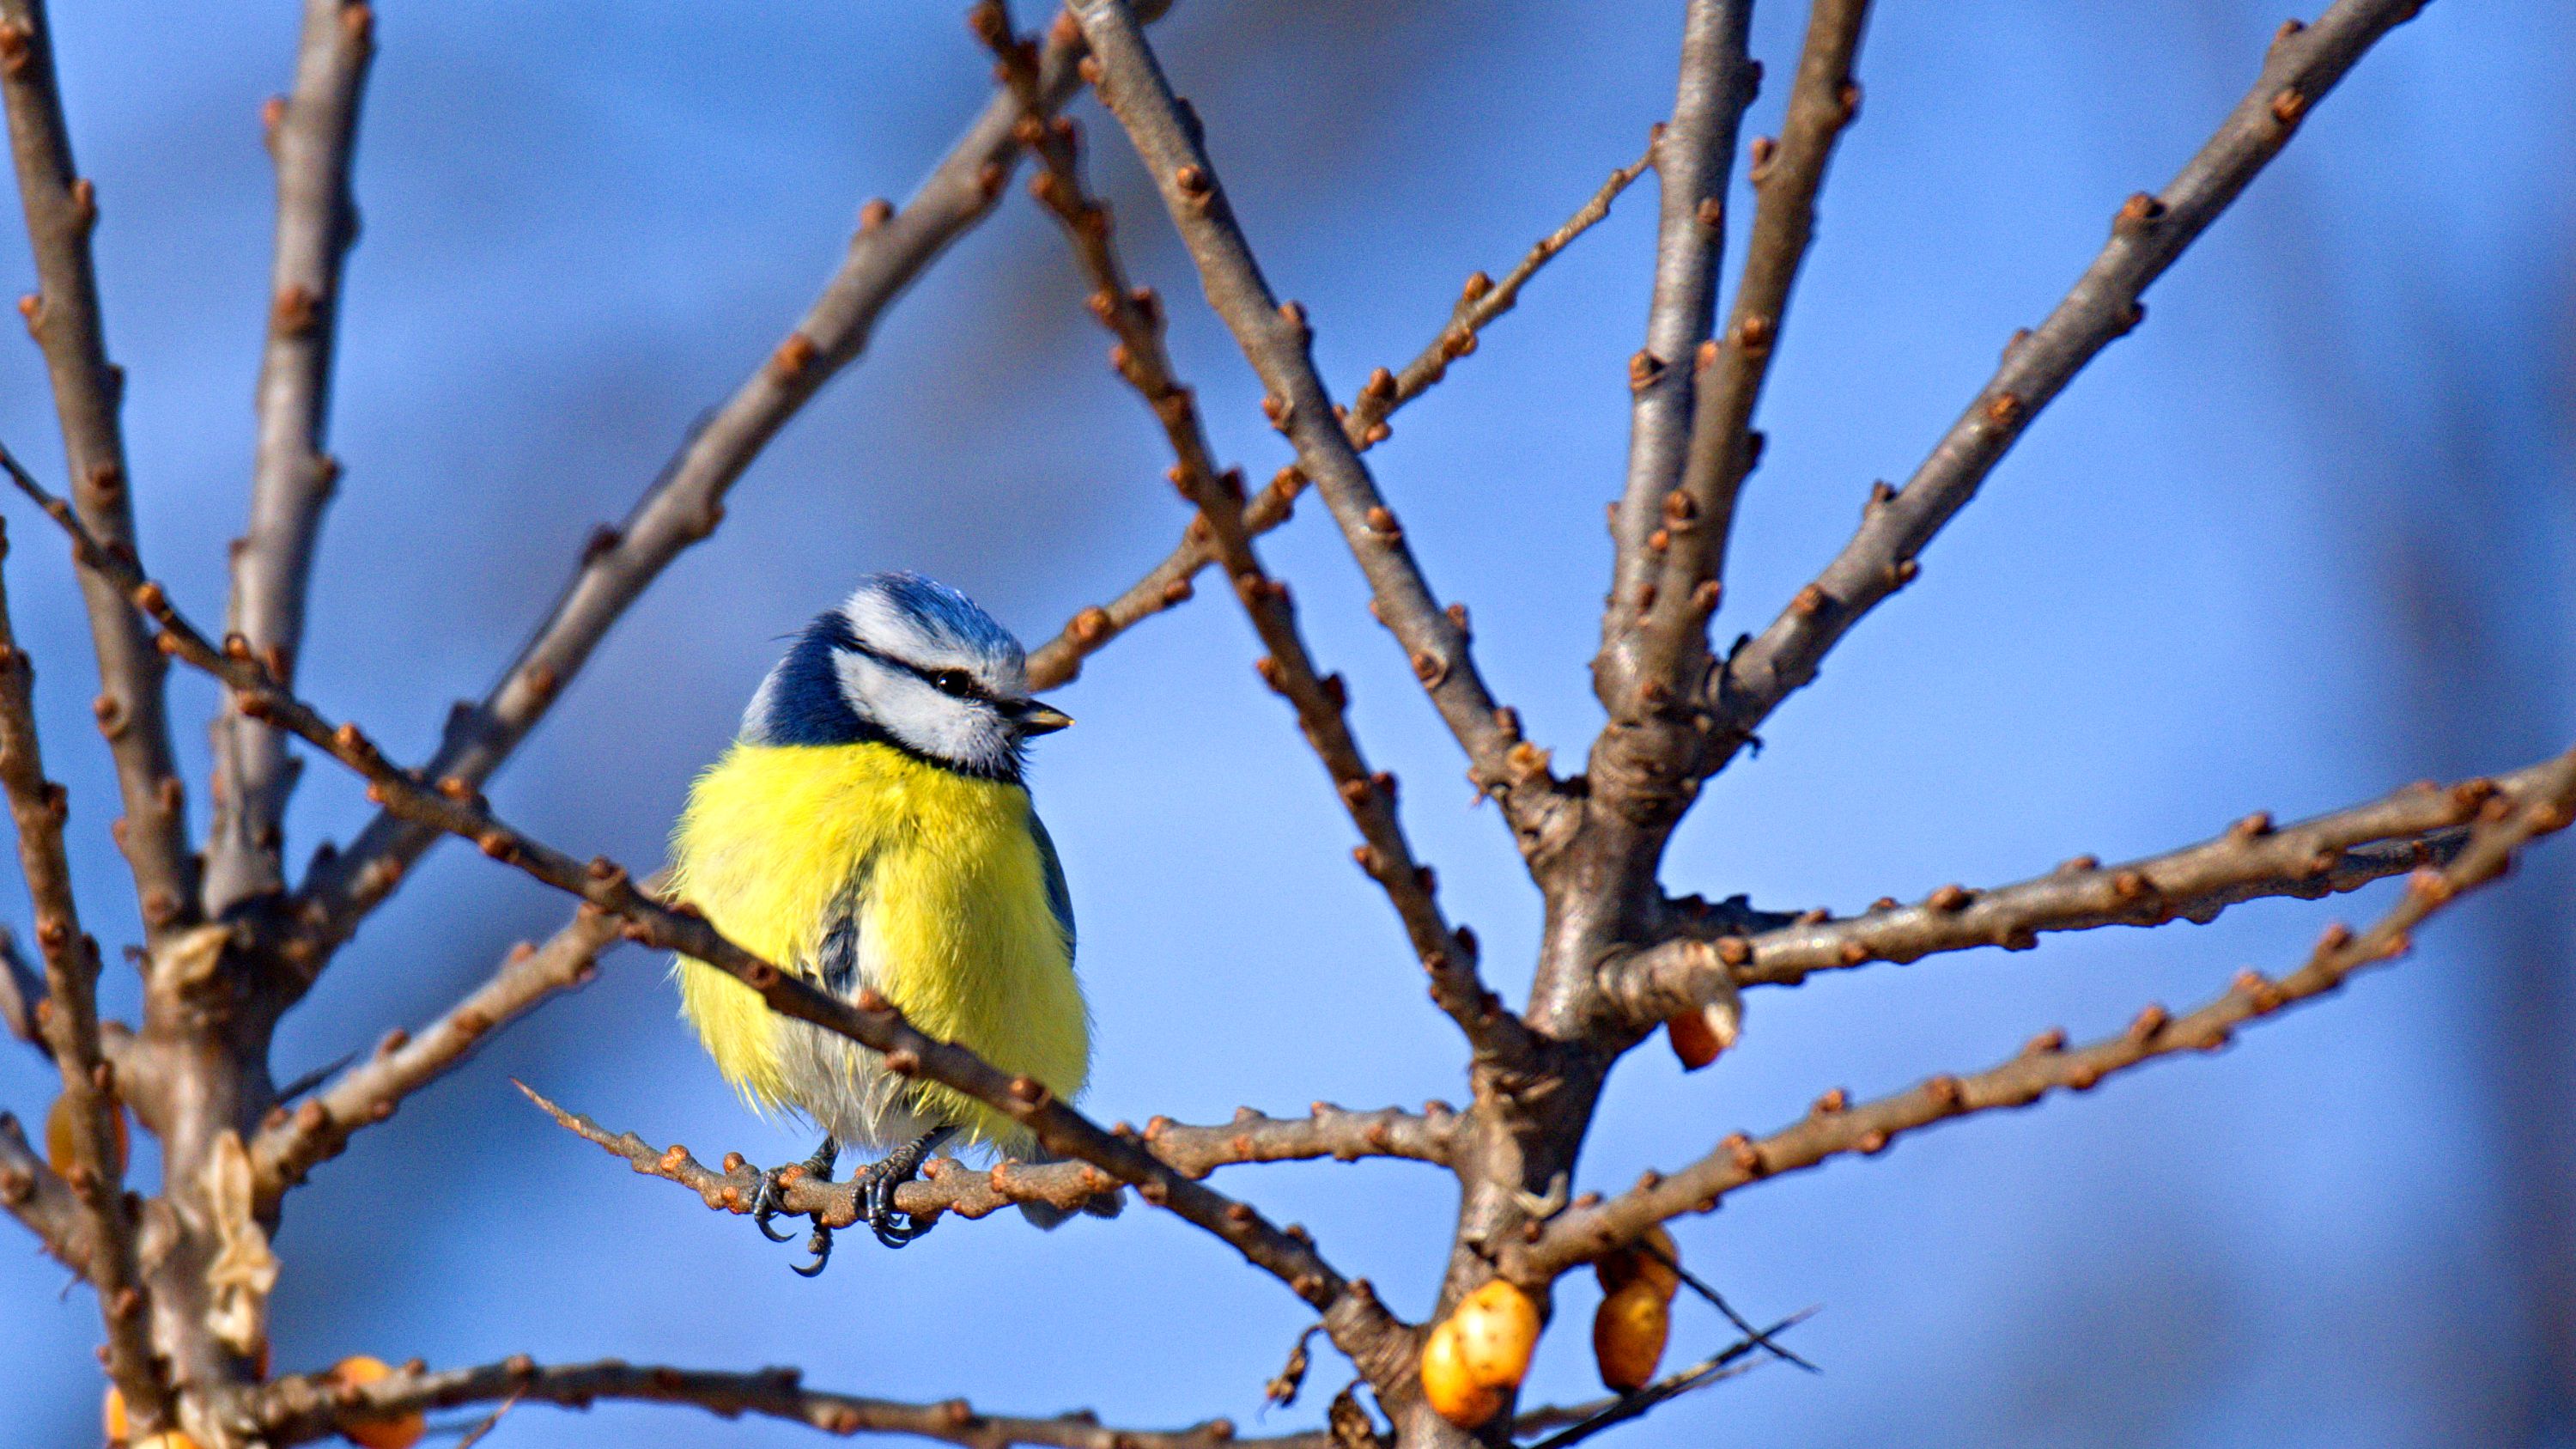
[985,6,1533,1073]
[1601,0,1757,673]
[0,1106,90,1270]
[3,450,1421,1394]
[0,472,167,1428]
[248,903,623,1209]
[248,1355,1314,1449]
[1068,0,1559,852]
[289,8,1121,965]
[1025,149,1649,695]
[1516,746,2576,1282]
[1705,0,2429,776]
[0,0,197,943]
[207,0,377,913]
[526,1081,1458,1230]
[0,923,44,1055]
[1601,758,2556,1023]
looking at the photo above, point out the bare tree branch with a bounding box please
[246,1355,1314,1449]
[0,0,197,944]
[986,8,1532,1072]
[1704,0,2430,777]
[0,1106,90,1270]
[1662,0,1869,613]
[2,458,1424,1396]
[1067,0,1564,855]
[0,483,167,1428]
[526,1081,1457,1231]
[1599,0,1756,684]
[206,0,377,915]
[1024,150,1649,693]
[1601,758,2561,1024]
[248,904,622,1209]
[289,12,1115,963]
[1514,746,2576,1282]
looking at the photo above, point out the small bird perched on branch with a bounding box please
[670,572,1106,1272]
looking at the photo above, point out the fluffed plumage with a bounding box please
[671,573,1089,1166]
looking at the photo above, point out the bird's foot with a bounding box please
[855,1125,957,1250]
[749,1136,839,1271]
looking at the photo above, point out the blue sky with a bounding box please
[3,2,2571,1445]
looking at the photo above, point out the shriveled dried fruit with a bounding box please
[1448,1279,1541,1390]
[1592,1224,1681,1300]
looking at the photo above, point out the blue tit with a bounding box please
[669,572,1104,1269]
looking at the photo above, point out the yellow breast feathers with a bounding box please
[669,740,1087,1148]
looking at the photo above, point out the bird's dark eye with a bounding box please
[929,669,976,698]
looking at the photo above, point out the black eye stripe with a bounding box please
[831,630,993,703]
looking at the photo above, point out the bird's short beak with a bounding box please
[1015,701,1073,735]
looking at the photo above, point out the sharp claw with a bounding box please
[792,1224,835,1276]
[750,1172,799,1242]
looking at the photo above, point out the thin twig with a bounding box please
[1600,0,1756,679]
[246,1355,1320,1449]
[1068,0,1553,847]
[0,0,197,944]
[248,904,623,1209]
[1704,0,2431,778]
[290,10,1112,964]
[1601,757,2558,1024]
[207,0,378,913]
[984,5,1533,1072]
[1,456,1420,1393]
[1513,1310,1810,1449]
[0,475,167,1427]
[1515,746,2576,1280]
[1024,150,1649,694]
[528,1083,1458,1229]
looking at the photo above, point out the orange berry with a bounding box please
[44,1092,129,1176]
[131,1435,202,1449]
[1419,1316,1504,1428]
[1593,1280,1671,1392]
[103,1384,128,1441]
[327,1356,425,1449]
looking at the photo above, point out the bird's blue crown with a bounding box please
[741,572,1036,779]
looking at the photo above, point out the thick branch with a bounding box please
[247,1355,1311,1449]
[529,1082,1456,1230]
[1602,758,2557,1023]
[290,15,1109,960]
[0,495,167,1428]
[1599,0,1755,684]
[248,904,621,1209]
[1068,0,1546,846]
[1024,151,1649,694]
[987,9,1532,1072]
[0,0,197,942]
[207,0,377,913]
[3,460,1421,1396]
[1516,746,2576,1281]
[1704,0,2428,774]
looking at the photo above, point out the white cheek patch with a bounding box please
[834,650,1017,775]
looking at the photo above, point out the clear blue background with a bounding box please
[4,2,2572,1444]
